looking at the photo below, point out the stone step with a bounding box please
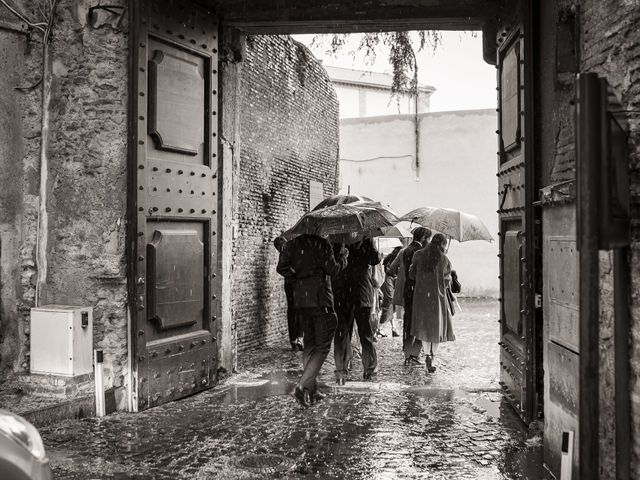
[16,373,95,399]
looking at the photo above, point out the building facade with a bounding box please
[324,65,435,119]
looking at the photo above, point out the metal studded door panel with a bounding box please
[497,22,537,423]
[130,0,219,410]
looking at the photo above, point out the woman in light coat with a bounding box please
[408,233,456,373]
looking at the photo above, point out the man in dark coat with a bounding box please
[333,237,382,383]
[402,227,432,365]
[274,236,303,351]
[277,234,348,407]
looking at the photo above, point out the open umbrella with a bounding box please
[377,223,412,239]
[313,194,373,211]
[284,201,399,242]
[401,207,493,242]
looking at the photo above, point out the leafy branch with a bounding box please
[312,31,442,97]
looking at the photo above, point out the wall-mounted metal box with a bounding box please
[30,305,93,377]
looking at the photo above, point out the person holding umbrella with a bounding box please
[274,236,304,351]
[408,233,456,373]
[333,237,382,384]
[387,227,432,365]
[277,234,349,407]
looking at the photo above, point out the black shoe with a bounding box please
[294,386,310,408]
[392,330,400,337]
[405,356,424,366]
[311,390,327,403]
[294,340,304,351]
[425,356,437,374]
[363,372,378,382]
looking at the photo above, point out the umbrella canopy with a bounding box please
[285,201,399,242]
[375,237,403,253]
[401,207,494,242]
[312,194,373,211]
[378,223,412,239]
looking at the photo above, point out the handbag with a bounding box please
[451,270,461,294]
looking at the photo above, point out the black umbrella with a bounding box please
[312,194,373,211]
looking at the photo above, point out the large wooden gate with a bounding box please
[128,0,220,410]
[496,14,540,424]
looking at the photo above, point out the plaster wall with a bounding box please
[339,109,498,297]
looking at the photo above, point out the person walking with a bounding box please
[333,237,382,384]
[379,246,402,337]
[408,233,456,373]
[388,227,432,365]
[277,234,348,407]
[274,236,303,351]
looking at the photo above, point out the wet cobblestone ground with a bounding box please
[40,299,551,479]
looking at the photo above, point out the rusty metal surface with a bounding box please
[502,230,523,336]
[147,228,204,330]
[547,237,579,352]
[130,0,220,410]
[547,341,578,414]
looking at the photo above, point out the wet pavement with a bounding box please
[40,299,552,479]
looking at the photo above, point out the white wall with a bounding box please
[334,84,431,119]
[339,110,499,297]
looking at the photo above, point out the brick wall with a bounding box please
[0,0,129,392]
[232,35,339,352]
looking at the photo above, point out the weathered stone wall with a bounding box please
[0,1,128,392]
[232,35,339,352]
[0,8,37,379]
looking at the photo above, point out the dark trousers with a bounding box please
[403,283,422,358]
[298,307,337,393]
[284,281,301,344]
[334,303,377,378]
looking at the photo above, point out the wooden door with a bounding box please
[129,0,220,410]
[496,20,539,424]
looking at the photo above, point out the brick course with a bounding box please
[232,35,339,352]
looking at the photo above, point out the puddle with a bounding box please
[474,395,501,418]
[219,377,294,404]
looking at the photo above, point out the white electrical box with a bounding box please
[30,305,93,377]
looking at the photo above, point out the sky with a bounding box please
[292,32,497,112]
